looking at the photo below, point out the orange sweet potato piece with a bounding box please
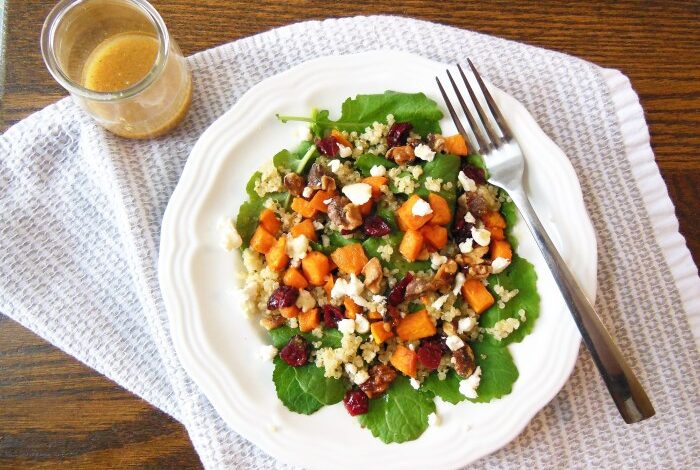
[291,197,317,218]
[421,224,448,250]
[428,193,451,226]
[390,345,418,377]
[323,275,334,299]
[250,226,276,254]
[489,226,505,241]
[399,229,424,262]
[299,308,320,332]
[290,219,318,241]
[283,267,309,289]
[280,305,300,319]
[309,190,336,213]
[344,297,362,319]
[370,321,394,344]
[362,176,388,201]
[482,211,506,229]
[397,195,434,231]
[331,129,352,148]
[462,278,495,314]
[330,243,369,275]
[259,208,281,234]
[359,199,373,216]
[443,134,469,156]
[266,237,289,272]
[396,309,436,341]
[301,251,331,286]
[491,239,513,260]
[368,311,383,321]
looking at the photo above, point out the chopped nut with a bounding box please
[468,264,491,280]
[327,196,363,231]
[307,162,333,190]
[452,343,476,378]
[427,133,446,153]
[362,257,384,294]
[405,276,435,299]
[386,145,415,164]
[283,172,306,197]
[260,315,286,330]
[433,259,458,290]
[359,364,397,398]
[320,175,336,192]
[456,246,489,267]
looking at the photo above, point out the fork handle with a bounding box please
[508,190,655,423]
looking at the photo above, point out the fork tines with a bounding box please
[436,60,513,154]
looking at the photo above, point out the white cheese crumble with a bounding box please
[457,317,476,334]
[302,187,313,198]
[471,226,491,246]
[491,257,511,274]
[453,272,466,295]
[464,211,476,223]
[330,274,364,300]
[430,252,447,270]
[409,378,421,389]
[313,220,325,230]
[295,289,316,312]
[414,143,436,162]
[353,369,369,385]
[337,319,356,335]
[258,345,278,362]
[432,294,450,310]
[411,198,433,217]
[342,182,372,205]
[459,366,482,399]
[218,217,242,251]
[338,144,353,158]
[354,314,370,334]
[445,335,465,351]
[458,238,474,254]
[328,159,342,173]
[286,234,310,263]
[369,165,387,177]
[458,171,477,192]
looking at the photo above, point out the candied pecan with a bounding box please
[359,364,398,398]
[462,192,488,217]
[362,257,384,294]
[327,196,363,231]
[283,172,306,197]
[260,315,286,331]
[307,162,332,190]
[320,175,336,192]
[427,133,446,153]
[405,276,435,299]
[433,260,458,290]
[452,343,476,378]
[468,264,491,280]
[386,145,415,164]
[455,246,489,267]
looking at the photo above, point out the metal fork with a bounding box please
[436,60,655,424]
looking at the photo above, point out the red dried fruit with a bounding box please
[343,389,369,416]
[387,122,413,148]
[323,304,344,328]
[279,335,309,367]
[417,340,443,370]
[362,215,391,237]
[388,273,413,306]
[317,136,340,156]
[461,162,486,185]
[267,285,300,310]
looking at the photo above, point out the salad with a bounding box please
[223,91,539,443]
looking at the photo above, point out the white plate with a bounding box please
[159,51,597,469]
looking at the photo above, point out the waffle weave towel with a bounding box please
[2,16,699,468]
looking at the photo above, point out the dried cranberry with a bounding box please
[343,389,369,416]
[279,335,309,367]
[451,214,473,245]
[267,286,299,310]
[317,136,339,156]
[387,122,413,147]
[362,215,391,237]
[388,273,413,306]
[417,340,443,370]
[461,162,486,185]
[323,304,344,328]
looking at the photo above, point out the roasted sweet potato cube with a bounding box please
[390,345,418,377]
[291,197,317,218]
[323,274,334,299]
[299,308,320,332]
[250,225,276,254]
[362,176,388,200]
[443,134,469,156]
[331,129,352,148]
[359,199,373,216]
[301,251,331,286]
[397,195,434,231]
[259,208,281,234]
[428,193,451,226]
[309,190,336,213]
[421,224,448,250]
[280,305,301,319]
[482,211,507,229]
[399,229,424,262]
[283,267,309,289]
[490,239,513,260]
[290,219,318,241]
[344,297,362,319]
[331,243,369,275]
[370,321,394,344]
[396,309,436,341]
[266,237,290,272]
[462,278,495,314]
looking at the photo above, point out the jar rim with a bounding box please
[40,0,170,102]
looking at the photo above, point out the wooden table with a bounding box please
[1,0,698,467]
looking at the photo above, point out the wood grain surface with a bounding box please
[1,1,698,468]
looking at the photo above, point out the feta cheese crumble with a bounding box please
[445,335,465,351]
[464,211,476,223]
[411,198,433,217]
[338,144,353,158]
[337,319,356,335]
[457,317,476,334]
[471,227,491,246]
[430,252,447,270]
[409,377,421,389]
[286,234,310,263]
[295,289,316,312]
[302,187,313,198]
[330,274,364,300]
[432,294,450,310]
[491,257,511,274]
[342,183,372,205]
[354,314,370,334]
[458,171,477,192]
[459,366,482,399]
[414,143,436,161]
[453,272,466,295]
[369,165,387,177]
[458,238,474,254]
[328,159,342,173]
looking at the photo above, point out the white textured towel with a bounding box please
[2,16,699,468]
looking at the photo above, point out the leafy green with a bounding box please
[272,141,317,175]
[362,233,431,276]
[269,326,342,349]
[278,91,443,138]
[416,153,460,205]
[272,358,346,414]
[422,370,465,404]
[500,197,519,248]
[375,200,398,231]
[235,172,288,247]
[480,256,540,346]
[470,341,519,403]
[355,154,397,177]
[358,376,435,443]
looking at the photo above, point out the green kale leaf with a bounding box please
[421,370,465,404]
[269,326,342,349]
[272,357,346,415]
[470,340,519,403]
[416,153,460,205]
[272,141,317,175]
[358,376,436,443]
[355,154,397,177]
